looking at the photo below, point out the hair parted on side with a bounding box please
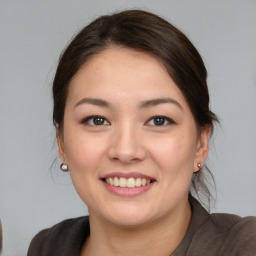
[52,9,219,207]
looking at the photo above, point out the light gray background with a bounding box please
[1,0,256,255]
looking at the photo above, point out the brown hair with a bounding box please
[52,9,218,205]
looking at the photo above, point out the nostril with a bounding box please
[106,137,146,163]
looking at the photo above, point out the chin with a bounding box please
[98,203,157,227]
[109,214,152,227]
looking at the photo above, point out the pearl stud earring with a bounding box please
[60,163,69,172]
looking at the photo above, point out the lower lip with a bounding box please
[102,180,155,197]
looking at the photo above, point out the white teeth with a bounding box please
[119,177,127,187]
[135,178,142,187]
[105,177,152,188]
[127,178,135,188]
[114,177,119,186]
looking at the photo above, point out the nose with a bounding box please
[107,122,146,163]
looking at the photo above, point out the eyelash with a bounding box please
[146,116,176,126]
[81,115,110,126]
[81,115,175,126]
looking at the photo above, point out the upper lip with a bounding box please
[100,172,156,181]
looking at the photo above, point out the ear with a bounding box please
[193,125,211,172]
[56,129,66,163]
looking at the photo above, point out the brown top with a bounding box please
[27,197,256,256]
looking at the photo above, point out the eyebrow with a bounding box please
[74,97,183,111]
[139,98,183,111]
[74,98,112,108]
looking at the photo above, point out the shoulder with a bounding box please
[207,213,256,255]
[214,214,256,255]
[187,197,256,255]
[27,216,89,256]
[210,212,256,235]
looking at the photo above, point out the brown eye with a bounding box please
[93,117,105,125]
[146,116,175,126]
[153,117,165,126]
[81,116,110,126]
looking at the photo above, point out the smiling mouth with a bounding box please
[102,177,154,188]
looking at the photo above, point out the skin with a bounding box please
[58,47,210,256]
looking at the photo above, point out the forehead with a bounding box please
[72,47,168,84]
[68,47,188,109]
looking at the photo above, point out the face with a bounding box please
[58,47,210,226]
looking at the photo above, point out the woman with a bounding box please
[28,10,256,256]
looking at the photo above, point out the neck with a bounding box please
[81,199,191,256]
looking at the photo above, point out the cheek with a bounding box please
[64,128,106,173]
[148,132,197,175]
[63,129,108,206]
